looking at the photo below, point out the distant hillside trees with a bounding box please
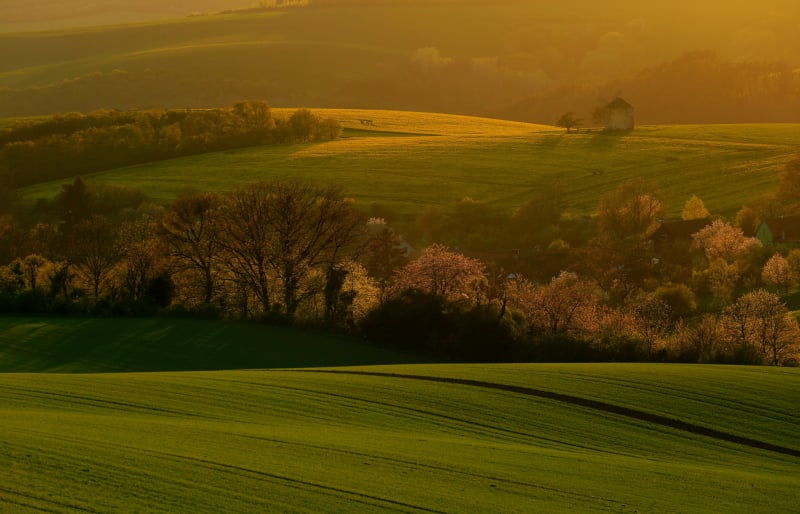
[556,112,582,134]
[0,102,341,188]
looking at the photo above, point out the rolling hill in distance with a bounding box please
[19,110,800,219]
[0,1,798,123]
[3,3,800,513]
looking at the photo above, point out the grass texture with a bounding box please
[1,363,798,512]
[18,110,800,219]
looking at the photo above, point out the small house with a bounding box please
[756,216,800,246]
[605,97,634,131]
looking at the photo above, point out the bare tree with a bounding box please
[70,215,118,299]
[119,215,163,301]
[218,183,275,315]
[160,192,222,305]
[265,181,364,318]
[217,181,363,319]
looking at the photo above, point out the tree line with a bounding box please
[1,162,800,366]
[0,102,341,188]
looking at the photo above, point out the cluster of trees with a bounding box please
[2,162,800,366]
[0,102,341,188]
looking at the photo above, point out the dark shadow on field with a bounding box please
[530,134,566,151]
[0,317,425,374]
[588,129,632,151]
[296,369,800,459]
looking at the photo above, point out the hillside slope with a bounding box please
[19,111,799,218]
[0,316,417,372]
[0,1,798,122]
[1,364,798,512]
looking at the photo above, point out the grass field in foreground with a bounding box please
[0,316,418,372]
[19,110,799,219]
[1,364,798,512]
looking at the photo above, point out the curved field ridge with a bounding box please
[294,369,800,459]
[1,366,799,512]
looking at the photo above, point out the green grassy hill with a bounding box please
[19,110,800,218]
[1,316,798,511]
[1,363,798,512]
[0,316,417,372]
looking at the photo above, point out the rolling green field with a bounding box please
[19,110,800,218]
[1,316,799,512]
[0,316,417,373]
[1,362,798,512]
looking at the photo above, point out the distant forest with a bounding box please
[0,102,341,188]
[1,52,797,125]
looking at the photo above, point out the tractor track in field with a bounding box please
[17,431,447,514]
[290,370,800,459]
[0,485,100,513]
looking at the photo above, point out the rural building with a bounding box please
[756,216,800,246]
[605,97,634,131]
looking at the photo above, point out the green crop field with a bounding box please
[1,360,798,512]
[18,110,800,218]
[0,316,418,373]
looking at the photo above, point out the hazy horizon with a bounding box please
[1,1,798,123]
